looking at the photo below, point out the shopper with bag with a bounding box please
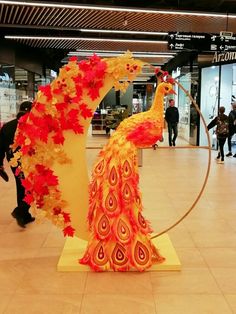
[207,106,229,164]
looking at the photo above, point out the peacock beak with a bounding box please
[169,88,176,95]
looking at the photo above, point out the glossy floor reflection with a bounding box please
[0,134,236,314]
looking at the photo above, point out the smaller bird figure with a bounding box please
[80,81,175,271]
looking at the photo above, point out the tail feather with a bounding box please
[80,137,164,271]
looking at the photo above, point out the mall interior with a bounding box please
[0,1,236,313]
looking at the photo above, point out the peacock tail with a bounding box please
[80,82,174,271]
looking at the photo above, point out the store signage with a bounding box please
[168,32,236,51]
[212,51,236,64]
[168,32,208,50]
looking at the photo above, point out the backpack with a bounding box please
[216,116,229,136]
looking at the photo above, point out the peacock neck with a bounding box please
[150,89,164,113]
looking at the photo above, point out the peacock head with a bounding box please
[157,82,176,95]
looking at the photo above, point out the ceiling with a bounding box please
[1,0,236,72]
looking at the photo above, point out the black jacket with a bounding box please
[165,106,179,124]
[228,109,236,135]
[0,119,18,166]
[207,113,229,139]
[0,112,25,166]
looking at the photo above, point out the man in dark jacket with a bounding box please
[0,101,35,228]
[165,98,179,147]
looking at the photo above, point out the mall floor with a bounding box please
[0,132,236,314]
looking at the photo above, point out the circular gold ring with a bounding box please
[151,79,211,239]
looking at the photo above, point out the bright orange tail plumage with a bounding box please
[80,82,174,271]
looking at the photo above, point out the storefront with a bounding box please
[200,51,236,148]
[171,66,199,146]
[0,63,55,127]
[0,41,58,127]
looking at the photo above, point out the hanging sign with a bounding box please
[168,32,236,52]
[212,51,236,64]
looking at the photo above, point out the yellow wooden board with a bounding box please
[57,233,181,272]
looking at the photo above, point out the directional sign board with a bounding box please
[210,34,236,51]
[168,32,236,51]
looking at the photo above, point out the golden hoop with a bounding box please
[151,78,212,239]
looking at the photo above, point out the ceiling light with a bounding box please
[68,50,175,55]
[68,52,173,58]
[5,35,167,44]
[80,29,168,36]
[0,1,235,18]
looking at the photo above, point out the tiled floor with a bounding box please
[0,133,236,313]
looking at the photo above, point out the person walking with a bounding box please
[0,101,35,228]
[165,98,179,146]
[226,103,236,157]
[207,106,229,164]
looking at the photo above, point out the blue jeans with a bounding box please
[168,122,178,146]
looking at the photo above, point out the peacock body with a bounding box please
[80,82,174,271]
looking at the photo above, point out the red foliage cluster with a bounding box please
[14,54,107,236]
[22,164,58,207]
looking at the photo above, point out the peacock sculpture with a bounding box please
[80,81,175,271]
[11,52,175,272]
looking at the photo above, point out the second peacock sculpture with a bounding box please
[11,53,175,271]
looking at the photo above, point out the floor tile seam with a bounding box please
[79,292,158,314]
[153,293,234,313]
[184,223,236,235]
[175,246,209,269]
[152,293,229,296]
[82,291,156,296]
[197,248,230,271]
[150,291,223,295]
[221,293,235,314]
[204,265,231,296]
[13,291,86,295]
[79,292,86,314]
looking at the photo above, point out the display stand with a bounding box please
[57,233,181,272]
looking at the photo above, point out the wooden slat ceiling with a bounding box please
[1,1,236,66]
[0,2,235,32]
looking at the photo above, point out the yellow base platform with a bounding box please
[57,233,181,271]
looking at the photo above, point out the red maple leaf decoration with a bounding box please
[78,60,90,72]
[39,85,52,100]
[72,74,82,84]
[55,102,68,112]
[53,88,63,95]
[69,56,78,62]
[72,123,84,134]
[53,207,62,215]
[24,193,34,205]
[21,178,32,190]
[62,212,71,223]
[34,102,45,113]
[18,112,30,124]
[63,225,75,237]
[14,54,110,238]
[79,103,93,119]
[52,132,65,145]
